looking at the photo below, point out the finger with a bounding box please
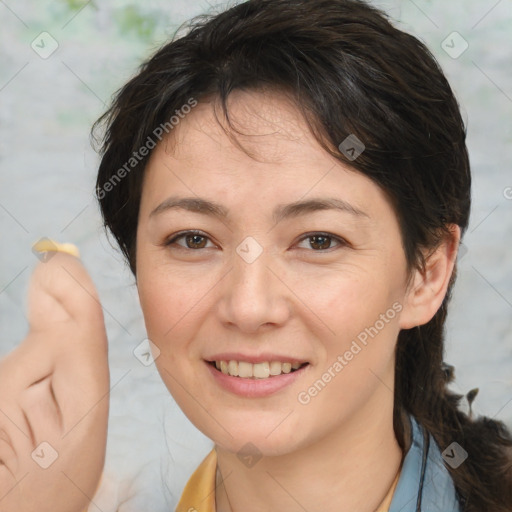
[28,248,104,331]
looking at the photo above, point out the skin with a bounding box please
[0,89,458,512]
[136,89,460,512]
[0,252,109,512]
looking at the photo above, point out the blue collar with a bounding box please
[389,415,461,511]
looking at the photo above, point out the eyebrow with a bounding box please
[149,196,369,223]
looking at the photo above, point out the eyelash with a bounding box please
[163,230,348,252]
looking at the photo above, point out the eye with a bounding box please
[164,230,216,250]
[163,230,347,252]
[296,232,346,251]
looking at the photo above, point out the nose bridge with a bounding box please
[218,239,289,331]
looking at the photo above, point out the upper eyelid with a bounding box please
[166,230,216,246]
[297,232,346,243]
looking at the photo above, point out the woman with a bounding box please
[92,0,512,509]
[1,0,511,511]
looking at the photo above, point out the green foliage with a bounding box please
[61,0,97,11]
[58,1,159,41]
[114,5,159,40]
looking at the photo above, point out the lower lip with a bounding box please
[205,362,309,398]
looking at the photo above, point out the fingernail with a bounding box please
[32,238,81,258]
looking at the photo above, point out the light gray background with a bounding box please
[1,0,511,510]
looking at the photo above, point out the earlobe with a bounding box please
[398,225,461,330]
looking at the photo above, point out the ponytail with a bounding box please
[395,272,512,511]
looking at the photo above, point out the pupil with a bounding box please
[187,234,206,248]
[311,235,330,250]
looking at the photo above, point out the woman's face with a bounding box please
[136,89,413,456]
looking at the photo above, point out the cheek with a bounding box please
[137,270,201,398]
[298,265,400,330]
[297,281,401,429]
[300,265,403,378]
[137,269,192,348]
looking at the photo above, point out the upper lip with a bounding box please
[205,353,309,364]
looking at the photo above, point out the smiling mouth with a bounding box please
[207,360,309,379]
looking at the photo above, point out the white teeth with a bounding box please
[269,361,282,376]
[253,362,270,379]
[213,360,304,378]
[238,361,253,378]
[227,360,239,376]
[282,362,292,374]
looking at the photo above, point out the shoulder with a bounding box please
[389,415,462,512]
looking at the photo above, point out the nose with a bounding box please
[216,246,291,333]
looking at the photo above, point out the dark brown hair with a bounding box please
[93,0,512,509]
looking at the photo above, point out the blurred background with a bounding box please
[0,0,511,510]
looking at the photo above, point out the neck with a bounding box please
[215,389,404,512]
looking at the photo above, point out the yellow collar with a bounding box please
[176,449,400,512]
[176,449,217,512]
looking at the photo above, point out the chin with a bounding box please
[204,413,309,457]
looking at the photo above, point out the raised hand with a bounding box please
[0,247,110,512]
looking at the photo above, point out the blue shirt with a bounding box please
[391,415,461,511]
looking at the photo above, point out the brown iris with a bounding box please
[309,235,332,250]
[185,234,208,249]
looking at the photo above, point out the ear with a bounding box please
[399,224,461,330]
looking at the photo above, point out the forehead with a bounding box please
[157,88,333,172]
[139,88,393,227]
